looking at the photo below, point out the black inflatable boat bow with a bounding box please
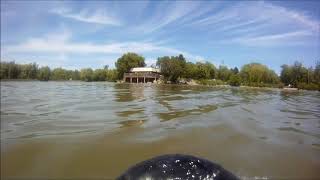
[117,154,240,180]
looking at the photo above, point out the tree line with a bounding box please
[1,52,319,90]
[0,61,118,82]
[280,61,320,90]
[156,55,278,86]
[155,54,319,90]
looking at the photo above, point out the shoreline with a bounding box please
[1,79,318,91]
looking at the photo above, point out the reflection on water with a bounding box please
[157,104,218,122]
[1,81,320,179]
[114,83,145,102]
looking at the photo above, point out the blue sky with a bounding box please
[1,0,319,73]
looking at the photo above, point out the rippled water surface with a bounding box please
[1,81,320,179]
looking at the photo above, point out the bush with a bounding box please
[106,69,118,82]
[241,82,283,88]
[80,68,93,82]
[228,74,241,86]
[37,66,51,81]
[196,79,226,86]
[297,83,320,91]
[157,54,186,83]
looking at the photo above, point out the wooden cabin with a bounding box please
[123,67,161,83]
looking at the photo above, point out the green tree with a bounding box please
[196,62,210,79]
[0,61,39,80]
[37,66,51,81]
[185,62,197,79]
[280,61,309,87]
[231,67,239,74]
[6,61,20,79]
[80,68,93,82]
[19,64,31,79]
[0,61,10,79]
[106,69,118,82]
[51,68,68,80]
[228,74,241,86]
[206,62,217,79]
[280,64,293,86]
[314,61,320,83]
[193,62,216,79]
[240,63,279,86]
[30,63,38,79]
[93,69,107,81]
[280,61,319,90]
[157,54,186,82]
[115,52,145,79]
[66,70,74,80]
[291,61,308,86]
[72,70,80,80]
[217,65,233,81]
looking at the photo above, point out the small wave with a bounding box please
[9,129,98,139]
[157,104,218,122]
[288,116,314,120]
[280,109,313,116]
[33,103,49,109]
[277,127,320,139]
[2,112,28,116]
[1,129,13,133]
[32,111,60,116]
[219,102,238,108]
[118,120,146,128]
[241,107,255,114]
[117,109,144,117]
[159,95,186,101]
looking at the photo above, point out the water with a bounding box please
[1,81,320,179]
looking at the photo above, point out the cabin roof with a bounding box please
[130,67,160,73]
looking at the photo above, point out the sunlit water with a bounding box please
[1,81,320,179]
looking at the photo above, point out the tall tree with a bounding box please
[193,62,216,79]
[314,61,320,83]
[217,65,232,81]
[231,67,239,74]
[157,54,186,82]
[240,63,279,85]
[51,68,68,80]
[37,66,51,81]
[72,70,80,80]
[115,53,145,79]
[93,69,107,81]
[106,69,118,82]
[280,64,292,85]
[80,68,94,82]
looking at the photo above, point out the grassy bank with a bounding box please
[192,79,319,91]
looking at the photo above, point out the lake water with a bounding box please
[1,81,320,179]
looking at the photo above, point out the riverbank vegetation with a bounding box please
[155,54,319,90]
[0,61,118,82]
[1,52,319,90]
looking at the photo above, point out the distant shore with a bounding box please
[1,79,318,92]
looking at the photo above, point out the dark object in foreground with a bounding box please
[117,154,240,180]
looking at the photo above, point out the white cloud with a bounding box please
[192,1,319,32]
[134,1,207,33]
[264,2,319,31]
[2,30,204,62]
[131,1,319,46]
[51,7,122,26]
[191,1,319,46]
[223,30,313,46]
[244,31,311,42]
